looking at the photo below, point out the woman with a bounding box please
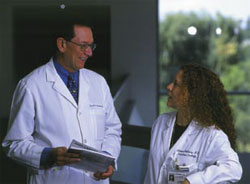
[144,63,242,184]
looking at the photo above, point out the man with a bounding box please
[2,23,122,184]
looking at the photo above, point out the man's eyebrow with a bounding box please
[80,41,94,44]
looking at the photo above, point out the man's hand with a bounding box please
[51,147,81,166]
[94,165,114,180]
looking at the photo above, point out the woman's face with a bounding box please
[167,70,189,110]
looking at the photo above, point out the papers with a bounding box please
[67,139,115,173]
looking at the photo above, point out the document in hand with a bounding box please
[67,139,115,173]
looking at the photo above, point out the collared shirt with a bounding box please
[53,58,79,91]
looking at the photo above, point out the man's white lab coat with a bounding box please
[2,59,122,184]
[144,112,242,184]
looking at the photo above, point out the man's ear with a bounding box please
[56,37,67,52]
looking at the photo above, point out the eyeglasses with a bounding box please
[66,40,96,51]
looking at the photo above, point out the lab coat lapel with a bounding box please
[166,120,199,158]
[183,121,201,148]
[45,60,78,108]
[161,115,176,158]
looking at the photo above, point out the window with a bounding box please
[159,0,250,152]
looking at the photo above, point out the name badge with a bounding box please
[173,150,199,173]
[168,171,186,184]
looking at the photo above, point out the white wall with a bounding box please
[111,1,158,127]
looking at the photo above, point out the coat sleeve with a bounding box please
[186,131,242,184]
[144,119,157,184]
[99,79,122,168]
[2,80,44,169]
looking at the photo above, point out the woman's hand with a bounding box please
[182,179,190,184]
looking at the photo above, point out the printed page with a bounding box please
[68,139,115,173]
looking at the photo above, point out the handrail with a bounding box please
[227,91,250,95]
[159,89,250,96]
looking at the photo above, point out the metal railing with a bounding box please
[160,89,250,96]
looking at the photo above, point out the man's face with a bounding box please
[167,70,188,110]
[61,25,94,72]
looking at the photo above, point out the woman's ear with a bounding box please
[56,37,67,53]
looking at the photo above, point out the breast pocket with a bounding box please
[170,150,199,175]
[89,104,106,142]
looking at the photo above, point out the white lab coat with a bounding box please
[144,112,242,184]
[2,59,122,184]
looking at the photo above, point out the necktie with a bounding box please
[67,75,78,103]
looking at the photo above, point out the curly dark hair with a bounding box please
[180,63,237,150]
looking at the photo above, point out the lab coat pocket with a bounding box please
[95,138,104,150]
[89,104,106,140]
[33,166,70,184]
[172,150,199,174]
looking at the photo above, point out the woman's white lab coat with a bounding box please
[144,112,242,184]
[2,59,122,184]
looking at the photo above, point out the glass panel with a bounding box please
[159,0,250,91]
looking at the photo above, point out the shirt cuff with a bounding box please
[40,147,53,168]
